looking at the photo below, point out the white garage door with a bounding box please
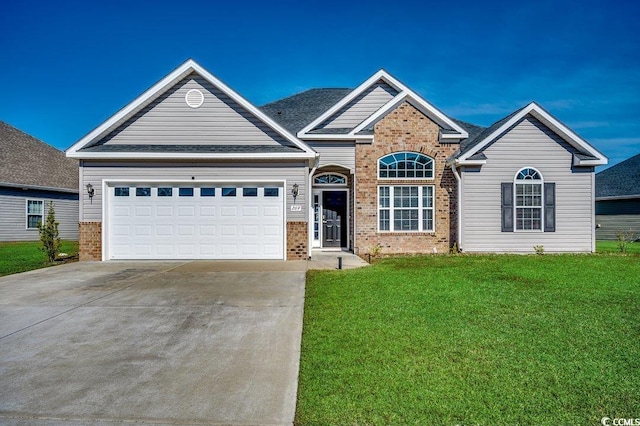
[107,183,285,260]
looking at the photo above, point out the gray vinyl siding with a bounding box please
[318,81,397,130]
[0,188,79,241]
[96,73,294,147]
[595,215,640,240]
[307,141,355,171]
[461,117,594,253]
[595,199,640,240]
[80,161,308,222]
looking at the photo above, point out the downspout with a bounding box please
[451,163,462,252]
[307,154,320,259]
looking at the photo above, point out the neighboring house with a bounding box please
[0,121,79,241]
[595,153,640,240]
[66,60,607,261]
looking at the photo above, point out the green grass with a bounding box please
[296,254,640,425]
[0,240,79,277]
[597,240,640,254]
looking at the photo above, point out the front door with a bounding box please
[322,191,347,247]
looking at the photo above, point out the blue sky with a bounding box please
[1,0,638,169]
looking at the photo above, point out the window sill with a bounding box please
[377,231,436,235]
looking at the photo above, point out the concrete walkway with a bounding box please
[307,250,370,270]
[0,261,306,425]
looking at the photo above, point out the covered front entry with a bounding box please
[312,171,350,250]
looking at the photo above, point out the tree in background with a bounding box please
[38,201,61,262]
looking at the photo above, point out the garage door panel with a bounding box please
[135,206,153,216]
[242,245,259,255]
[263,225,282,236]
[200,244,216,255]
[242,225,259,237]
[177,225,195,236]
[263,206,281,217]
[113,224,131,236]
[155,225,174,236]
[156,206,174,216]
[199,225,216,236]
[220,225,238,236]
[242,206,259,217]
[134,225,152,236]
[108,183,285,260]
[220,206,238,216]
[199,206,216,216]
[134,244,152,256]
[178,206,196,216]
[113,206,131,217]
[220,244,238,255]
[156,245,175,256]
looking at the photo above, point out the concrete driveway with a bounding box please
[0,260,307,425]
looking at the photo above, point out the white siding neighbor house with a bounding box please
[67,59,606,260]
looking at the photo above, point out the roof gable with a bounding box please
[260,88,352,134]
[596,152,640,199]
[67,60,315,160]
[314,80,398,131]
[297,70,468,141]
[0,121,78,192]
[450,102,608,167]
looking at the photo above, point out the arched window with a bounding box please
[314,173,347,185]
[378,152,434,179]
[514,168,543,230]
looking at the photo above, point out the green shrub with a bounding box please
[38,201,61,263]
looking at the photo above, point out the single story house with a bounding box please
[1,121,79,241]
[66,59,607,261]
[595,152,640,240]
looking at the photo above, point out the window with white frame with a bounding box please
[379,186,434,232]
[515,168,543,231]
[26,200,44,229]
[314,173,347,185]
[379,152,434,179]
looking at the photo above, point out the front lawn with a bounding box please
[0,240,79,277]
[597,240,640,254]
[296,254,640,425]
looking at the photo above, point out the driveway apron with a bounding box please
[0,260,306,425]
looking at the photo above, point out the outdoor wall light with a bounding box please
[86,183,94,202]
[291,183,299,201]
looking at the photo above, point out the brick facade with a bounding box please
[79,221,102,261]
[287,221,308,260]
[355,101,458,256]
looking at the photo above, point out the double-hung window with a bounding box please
[515,168,543,231]
[26,200,44,229]
[379,186,434,232]
[378,151,435,232]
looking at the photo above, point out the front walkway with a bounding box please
[307,250,369,270]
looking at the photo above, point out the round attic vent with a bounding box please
[185,89,204,108]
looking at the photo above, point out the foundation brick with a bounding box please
[287,221,308,260]
[79,221,102,261]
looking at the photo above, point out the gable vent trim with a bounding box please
[185,89,204,108]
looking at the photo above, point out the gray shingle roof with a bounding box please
[596,152,640,198]
[79,144,303,153]
[259,88,353,134]
[0,121,78,191]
